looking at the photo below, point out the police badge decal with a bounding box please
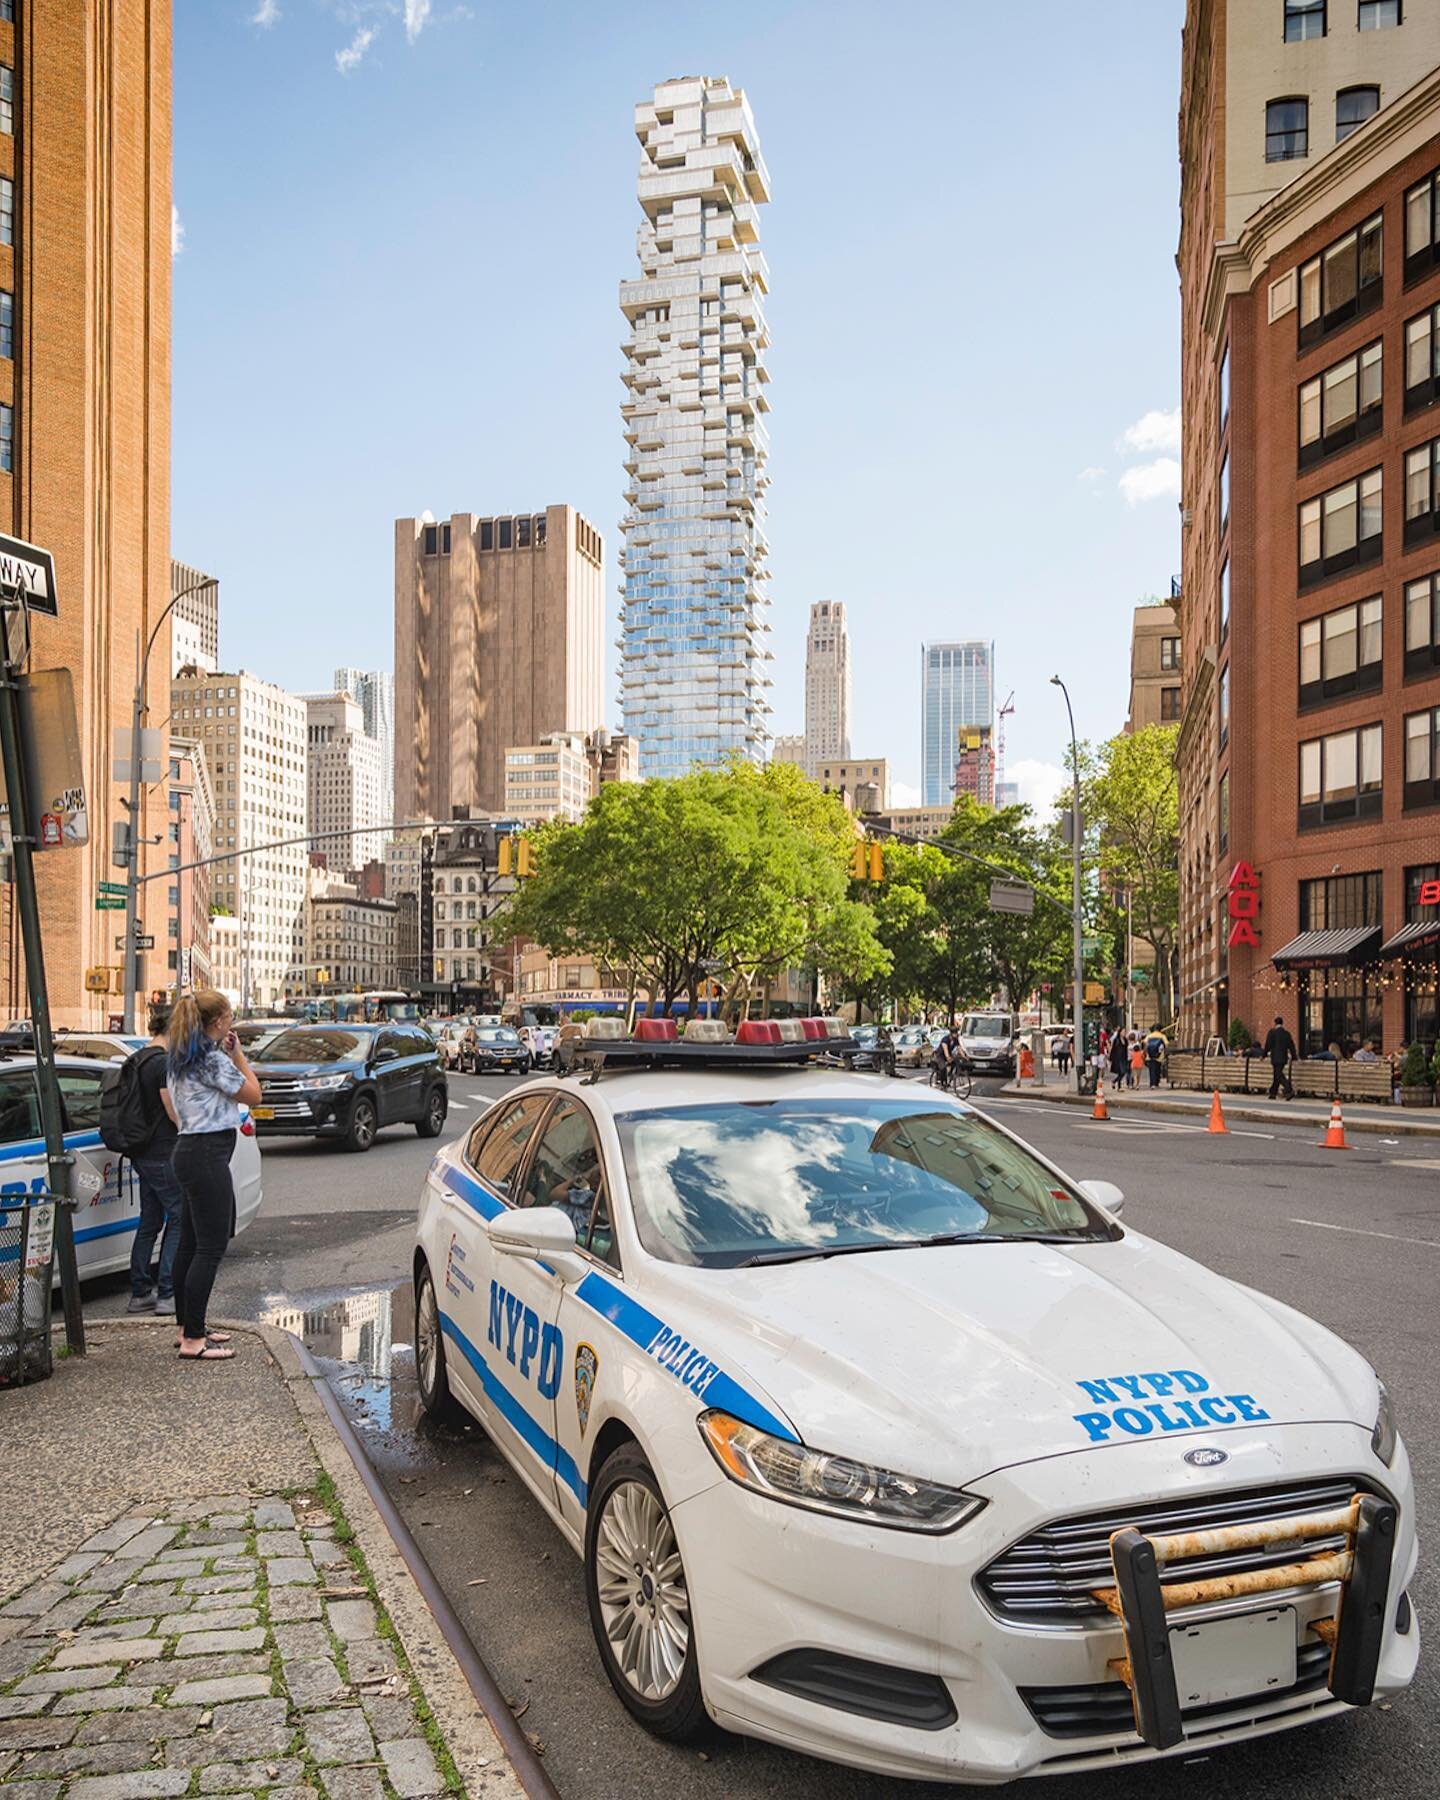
[574,1343,599,1437]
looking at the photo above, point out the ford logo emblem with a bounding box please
[1184,1447,1229,1468]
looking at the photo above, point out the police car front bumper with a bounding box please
[675,1421,1418,1784]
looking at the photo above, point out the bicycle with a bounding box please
[928,1059,972,1101]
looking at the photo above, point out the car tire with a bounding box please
[343,1094,378,1153]
[585,1444,708,1742]
[414,1263,466,1427]
[415,1086,447,1138]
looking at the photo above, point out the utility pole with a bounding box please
[1050,675,1085,1091]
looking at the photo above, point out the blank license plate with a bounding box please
[250,1106,275,1121]
[1169,1607,1297,1708]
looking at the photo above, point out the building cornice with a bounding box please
[1201,61,1440,344]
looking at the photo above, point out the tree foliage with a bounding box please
[1081,725,1180,1023]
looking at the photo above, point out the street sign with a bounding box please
[95,896,125,910]
[112,725,163,786]
[988,879,1035,916]
[0,534,58,616]
[133,935,155,951]
[0,669,89,848]
[98,880,126,896]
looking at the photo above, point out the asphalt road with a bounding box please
[82,1071,1438,1798]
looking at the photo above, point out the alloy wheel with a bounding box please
[594,1479,690,1702]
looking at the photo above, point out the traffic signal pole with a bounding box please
[0,590,84,1353]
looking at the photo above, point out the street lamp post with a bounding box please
[120,578,217,1032]
[1050,675,1085,1091]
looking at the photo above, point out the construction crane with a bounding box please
[997,691,1016,796]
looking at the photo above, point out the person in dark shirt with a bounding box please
[1262,1015,1298,1101]
[127,1003,183,1313]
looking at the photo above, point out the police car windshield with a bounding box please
[614,1099,1115,1269]
[253,1029,372,1064]
[962,1015,1011,1039]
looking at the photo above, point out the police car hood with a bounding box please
[647,1228,1377,1483]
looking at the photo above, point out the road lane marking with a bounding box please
[1291,1218,1440,1249]
[448,1101,470,1111]
[1389,1158,1440,1169]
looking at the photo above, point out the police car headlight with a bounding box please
[1371,1382,1398,1467]
[698,1411,986,1533]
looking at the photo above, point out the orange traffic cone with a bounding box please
[1092,1077,1109,1121]
[1320,1100,1350,1150]
[1208,1091,1229,1134]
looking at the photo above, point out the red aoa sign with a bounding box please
[1420,879,1440,907]
[1227,861,1261,948]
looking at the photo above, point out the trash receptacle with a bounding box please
[0,1193,55,1386]
[1078,1067,1099,1097]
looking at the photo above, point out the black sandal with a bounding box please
[177,1343,236,1362]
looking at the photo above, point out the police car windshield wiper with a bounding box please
[739,1230,1104,1265]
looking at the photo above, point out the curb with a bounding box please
[1000,1085,1440,1138]
[103,1316,545,1800]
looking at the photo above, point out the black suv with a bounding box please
[249,1023,447,1152]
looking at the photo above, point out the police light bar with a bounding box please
[570,1014,858,1073]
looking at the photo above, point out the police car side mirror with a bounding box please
[486,1207,588,1283]
[1079,1179,1125,1219]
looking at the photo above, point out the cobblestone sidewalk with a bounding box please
[0,1489,456,1800]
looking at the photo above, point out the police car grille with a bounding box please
[977,1476,1366,1624]
[1022,1639,1332,1738]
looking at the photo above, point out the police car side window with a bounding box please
[517,1099,619,1269]
[467,1095,548,1199]
[57,1069,105,1131]
[0,1071,40,1144]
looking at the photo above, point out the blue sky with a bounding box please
[173,0,1184,808]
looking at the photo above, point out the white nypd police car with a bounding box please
[411,1019,1418,1784]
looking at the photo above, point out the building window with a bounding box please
[1266,97,1308,162]
[1219,342,1230,430]
[0,67,12,137]
[1298,339,1382,466]
[1336,86,1380,142]
[1218,664,1230,747]
[1299,213,1383,346]
[0,177,11,248]
[1405,303,1440,413]
[1161,686,1182,722]
[1357,0,1400,26]
[1300,595,1383,706]
[1284,0,1326,36]
[516,515,532,549]
[479,520,494,551]
[1220,557,1230,638]
[0,403,12,474]
[1405,572,1440,677]
[1405,168,1440,282]
[1219,450,1230,533]
[1404,707,1440,807]
[1219,771,1230,851]
[1299,467,1382,585]
[498,517,513,550]
[0,290,11,362]
[1405,437,1440,545]
[534,514,547,548]
[1160,636,1181,670]
[1299,723,1383,827]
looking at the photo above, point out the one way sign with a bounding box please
[0,534,58,616]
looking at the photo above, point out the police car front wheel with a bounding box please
[585,1445,707,1741]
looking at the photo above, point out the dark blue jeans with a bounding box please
[171,1130,236,1341]
[129,1144,183,1299]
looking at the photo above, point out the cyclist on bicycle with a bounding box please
[932,1024,962,1088]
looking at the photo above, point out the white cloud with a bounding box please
[1008,759,1070,817]
[404,0,432,41]
[335,24,376,73]
[171,204,184,257]
[252,0,281,25]
[1119,407,1182,455]
[1119,457,1182,507]
[1076,466,1106,485]
[890,780,922,808]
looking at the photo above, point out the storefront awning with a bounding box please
[1271,926,1381,969]
[1378,919,1440,958]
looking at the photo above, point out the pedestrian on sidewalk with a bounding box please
[1056,1033,1072,1077]
[1109,1029,1129,1088]
[1263,1015,1297,1100]
[1128,1035,1145,1089]
[166,989,262,1362]
[1144,1028,1166,1088]
[125,1003,182,1315]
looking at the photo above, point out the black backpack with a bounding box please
[99,1045,166,1155]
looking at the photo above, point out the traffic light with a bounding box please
[851,841,867,881]
[516,836,535,878]
[498,836,514,876]
[316,968,331,985]
[868,841,885,883]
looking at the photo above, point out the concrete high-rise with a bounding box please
[171,670,307,1010]
[804,601,851,774]
[619,75,773,779]
[0,2,173,1025]
[394,507,604,820]
[306,693,385,875]
[171,561,219,676]
[334,667,395,827]
[921,642,994,805]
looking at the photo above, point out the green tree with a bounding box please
[1081,725,1180,1024]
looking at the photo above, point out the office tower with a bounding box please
[503,728,640,825]
[306,693,386,873]
[921,642,994,805]
[619,75,773,779]
[171,670,307,1010]
[0,2,172,1024]
[171,561,220,675]
[1126,601,1182,732]
[334,666,395,826]
[166,738,215,993]
[394,507,604,819]
[1176,2,1440,1052]
[804,601,851,773]
[953,726,996,807]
